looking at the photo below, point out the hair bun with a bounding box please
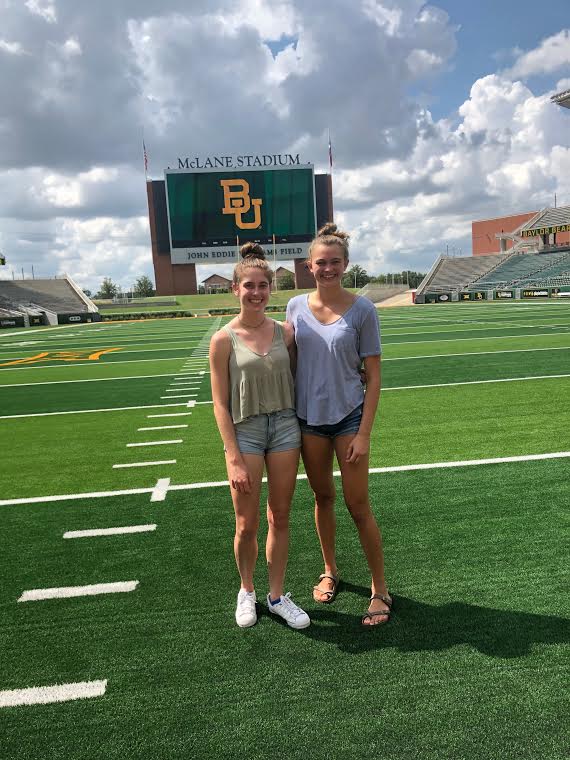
[240,241,266,261]
[318,223,349,242]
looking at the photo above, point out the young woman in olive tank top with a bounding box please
[209,243,310,630]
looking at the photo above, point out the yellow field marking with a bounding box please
[0,347,122,367]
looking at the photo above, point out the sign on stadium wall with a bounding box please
[495,290,514,299]
[176,154,302,170]
[520,224,570,238]
[165,165,317,263]
[522,289,550,298]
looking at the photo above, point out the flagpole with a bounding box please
[272,234,277,290]
[142,130,148,182]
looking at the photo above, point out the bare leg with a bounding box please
[301,433,338,601]
[265,447,301,600]
[226,452,265,592]
[333,435,390,625]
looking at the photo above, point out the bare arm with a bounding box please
[346,354,381,463]
[282,320,297,375]
[209,330,252,493]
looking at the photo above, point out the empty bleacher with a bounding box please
[417,254,505,293]
[0,279,90,313]
[514,252,570,287]
[417,249,570,297]
[0,277,98,327]
[471,251,570,289]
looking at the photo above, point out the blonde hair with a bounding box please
[232,242,274,286]
[308,223,350,262]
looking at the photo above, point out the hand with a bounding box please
[228,458,252,493]
[346,433,370,464]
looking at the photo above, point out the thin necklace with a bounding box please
[238,315,267,329]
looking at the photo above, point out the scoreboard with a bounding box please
[165,165,316,263]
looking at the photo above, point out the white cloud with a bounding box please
[61,37,81,57]
[0,3,568,289]
[0,39,26,54]
[25,0,57,24]
[508,30,570,78]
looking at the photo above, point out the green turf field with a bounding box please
[1,301,569,759]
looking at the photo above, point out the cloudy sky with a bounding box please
[0,0,569,291]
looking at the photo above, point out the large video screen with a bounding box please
[165,165,316,263]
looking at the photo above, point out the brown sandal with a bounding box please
[312,573,340,604]
[361,593,393,626]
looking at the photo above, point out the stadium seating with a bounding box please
[471,251,570,289]
[418,249,570,295]
[418,254,505,293]
[514,252,570,286]
[0,278,91,314]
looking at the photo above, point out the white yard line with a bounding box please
[383,345,570,363]
[63,525,157,539]
[0,372,183,388]
[112,460,176,469]
[2,451,568,507]
[160,394,197,399]
[381,373,570,392]
[380,322,570,337]
[126,440,183,447]
[0,403,187,420]
[137,425,188,431]
[384,330,570,347]
[18,581,139,602]
[0,680,107,708]
[150,478,171,502]
[146,412,193,418]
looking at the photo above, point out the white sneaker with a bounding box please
[235,589,257,628]
[267,592,310,629]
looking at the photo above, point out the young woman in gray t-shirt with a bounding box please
[286,224,392,626]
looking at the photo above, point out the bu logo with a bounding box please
[220,179,262,229]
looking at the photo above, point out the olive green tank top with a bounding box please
[223,321,295,424]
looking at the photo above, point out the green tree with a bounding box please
[342,264,369,289]
[96,277,120,299]
[277,271,295,290]
[133,275,154,297]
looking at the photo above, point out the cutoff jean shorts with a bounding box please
[298,404,363,439]
[234,408,301,456]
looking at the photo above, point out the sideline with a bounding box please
[1,451,568,507]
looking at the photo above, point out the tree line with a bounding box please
[87,268,425,298]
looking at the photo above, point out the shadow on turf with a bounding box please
[288,581,570,658]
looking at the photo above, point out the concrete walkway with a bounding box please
[375,290,414,307]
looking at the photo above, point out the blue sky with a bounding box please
[428,0,570,118]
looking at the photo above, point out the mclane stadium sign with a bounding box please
[521,224,570,238]
[176,154,302,170]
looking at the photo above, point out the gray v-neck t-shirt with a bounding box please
[286,295,381,426]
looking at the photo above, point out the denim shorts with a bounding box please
[298,404,363,439]
[234,408,301,455]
